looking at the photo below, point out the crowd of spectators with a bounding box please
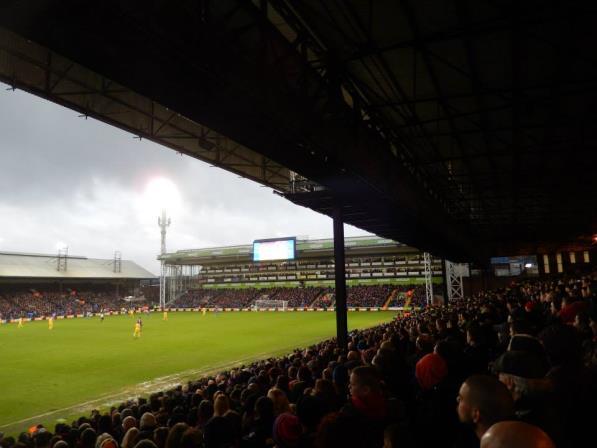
[308,291,334,308]
[0,284,423,318]
[4,273,594,447]
[173,285,404,309]
[266,287,325,308]
[346,285,394,307]
[387,286,427,308]
[0,290,132,320]
[173,289,261,309]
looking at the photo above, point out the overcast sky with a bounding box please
[0,84,371,275]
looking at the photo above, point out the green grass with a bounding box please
[0,310,395,435]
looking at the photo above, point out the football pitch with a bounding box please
[0,310,395,434]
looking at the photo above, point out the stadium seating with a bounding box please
[1,274,595,448]
[0,290,141,320]
[386,285,427,308]
[168,285,407,310]
[266,286,325,307]
[346,284,394,307]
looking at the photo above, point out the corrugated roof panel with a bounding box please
[0,253,155,279]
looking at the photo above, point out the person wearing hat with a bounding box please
[272,413,301,448]
[493,350,562,446]
[415,352,448,391]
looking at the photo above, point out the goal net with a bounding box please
[253,299,288,311]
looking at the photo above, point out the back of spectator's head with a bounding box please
[415,353,448,390]
[254,396,274,420]
[332,365,348,387]
[196,400,213,426]
[315,412,363,448]
[272,413,301,448]
[384,423,415,448]
[139,413,156,431]
[2,436,16,448]
[121,428,139,448]
[224,410,242,441]
[296,395,325,431]
[132,441,157,448]
[457,375,514,436]
[466,322,485,345]
[33,431,51,448]
[509,319,532,336]
[95,433,117,448]
[121,416,136,432]
[539,323,581,367]
[480,421,555,448]
[178,429,202,448]
[297,366,312,383]
[152,428,168,448]
[267,388,290,416]
[415,334,434,353]
[213,395,230,417]
[80,428,96,448]
[163,423,187,448]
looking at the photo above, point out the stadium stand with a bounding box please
[171,289,260,309]
[0,252,155,320]
[2,273,594,448]
[266,286,325,308]
[386,285,427,308]
[0,290,128,320]
[346,285,393,307]
[158,236,443,306]
[167,284,409,310]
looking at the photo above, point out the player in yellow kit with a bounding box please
[133,319,142,338]
[48,315,54,330]
[18,317,24,328]
[163,309,168,321]
[202,308,207,317]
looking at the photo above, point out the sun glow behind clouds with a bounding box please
[140,177,182,219]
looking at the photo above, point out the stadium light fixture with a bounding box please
[142,177,182,218]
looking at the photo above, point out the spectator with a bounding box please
[493,351,561,445]
[480,421,555,448]
[456,375,514,440]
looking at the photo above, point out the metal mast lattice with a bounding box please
[445,260,465,301]
[423,252,433,306]
[158,209,171,309]
[113,251,122,273]
[57,247,68,272]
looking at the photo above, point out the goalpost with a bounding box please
[252,299,289,311]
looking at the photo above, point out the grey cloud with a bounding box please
[0,84,371,275]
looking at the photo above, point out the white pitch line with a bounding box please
[0,337,324,431]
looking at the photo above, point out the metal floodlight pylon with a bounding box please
[158,209,171,309]
[445,260,466,301]
[423,252,433,306]
[57,246,68,272]
[113,250,122,273]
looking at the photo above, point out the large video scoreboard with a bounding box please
[252,237,296,262]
